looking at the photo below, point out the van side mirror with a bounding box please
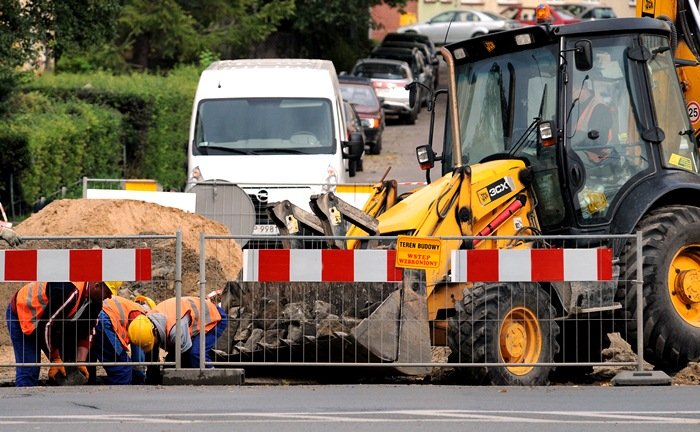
[343,132,364,161]
[574,40,593,71]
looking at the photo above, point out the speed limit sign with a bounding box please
[688,101,700,124]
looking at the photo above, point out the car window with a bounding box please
[482,11,506,21]
[430,12,456,23]
[500,8,518,19]
[353,63,408,80]
[340,84,380,109]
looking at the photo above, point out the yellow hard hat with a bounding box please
[104,281,123,296]
[128,314,156,352]
[134,295,156,311]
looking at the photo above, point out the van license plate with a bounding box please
[252,224,280,235]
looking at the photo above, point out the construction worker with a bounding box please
[88,289,156,385]
[0,225,21,247]
[128,296,228,373]
[6,281,113,387]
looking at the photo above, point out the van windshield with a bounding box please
[193,98,336,155]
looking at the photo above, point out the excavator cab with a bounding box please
[434,19,700,235]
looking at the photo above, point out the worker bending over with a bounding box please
[128,296,227,376]
[89,291,155,385]
[6,281,113,386]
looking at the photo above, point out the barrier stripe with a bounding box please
[243,249,402,282]
[243,248,613,282]
[0,249,152,282]
[450,248,613,282]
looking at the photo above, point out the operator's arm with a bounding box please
[588,104,614,143]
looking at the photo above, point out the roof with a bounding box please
[206,59,335,73]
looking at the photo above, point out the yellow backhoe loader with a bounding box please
[252,6,700,385]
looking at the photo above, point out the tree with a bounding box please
[286,0,407,72]
[115,0,295,71]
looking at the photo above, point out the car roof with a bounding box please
[338,76,373,85]
[383,32,436,50]
[354,58,409,67]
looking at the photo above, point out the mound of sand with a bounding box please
[8,198,242,298]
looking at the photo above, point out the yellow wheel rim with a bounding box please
[668,246,700,327]
[499,306,542,376]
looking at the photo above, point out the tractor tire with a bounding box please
[617,205,700,372]
[447,282,560,385]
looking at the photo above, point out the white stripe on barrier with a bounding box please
[103,248,135,282]
[37,249,69,281]
[498,249,531,282]
[291,249,321,281]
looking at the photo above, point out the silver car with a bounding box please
[350,58,418,125]
[397,9,521,45]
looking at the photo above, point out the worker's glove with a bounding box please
[0,227,22,247]
[48,358,66,381]
[77,365,89,380]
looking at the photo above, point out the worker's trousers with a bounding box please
[6,304,42,387]
[165,305,228,368]
[90,312,145,384]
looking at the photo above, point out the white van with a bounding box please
[187,59,363,236]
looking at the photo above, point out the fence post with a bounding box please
[81,176,88,198]
[175,230,183,370]
[199,232,207,370]
[636,230,644,372]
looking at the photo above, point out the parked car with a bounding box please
[349,58,418,125]
[558,4,617,20]
[379,40,440,89]
[369,46,432,108]
[500,5,581,25]
[396,9,521,45]
[339,76,385,155]
[343,100,365,176]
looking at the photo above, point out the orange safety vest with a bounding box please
[153,297,221,337]
[576,96,613,143]
[102,296,147,349]
[15,282,87,335]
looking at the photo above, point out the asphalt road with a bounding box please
[1,384,700,432]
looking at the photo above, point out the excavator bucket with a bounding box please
[217,278,433,376]
[351,283,432,375]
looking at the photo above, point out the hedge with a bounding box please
[3,93,123,204]
[22,66,200,192]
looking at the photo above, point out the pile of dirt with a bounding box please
[1,198,242,341]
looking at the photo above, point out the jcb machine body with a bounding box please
[267,14,700,385]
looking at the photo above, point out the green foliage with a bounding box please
[3,94,123,204]
[108,0,295,71]
[24,67,200,191]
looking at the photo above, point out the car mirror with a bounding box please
[574,40,593,71]
[406,82,417,108]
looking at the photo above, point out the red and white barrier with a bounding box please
[0,248,152,282]
[243,247,613,283]
[243,249,402,282]
[450,248,613,282]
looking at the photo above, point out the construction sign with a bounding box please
[395,235,441,269]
